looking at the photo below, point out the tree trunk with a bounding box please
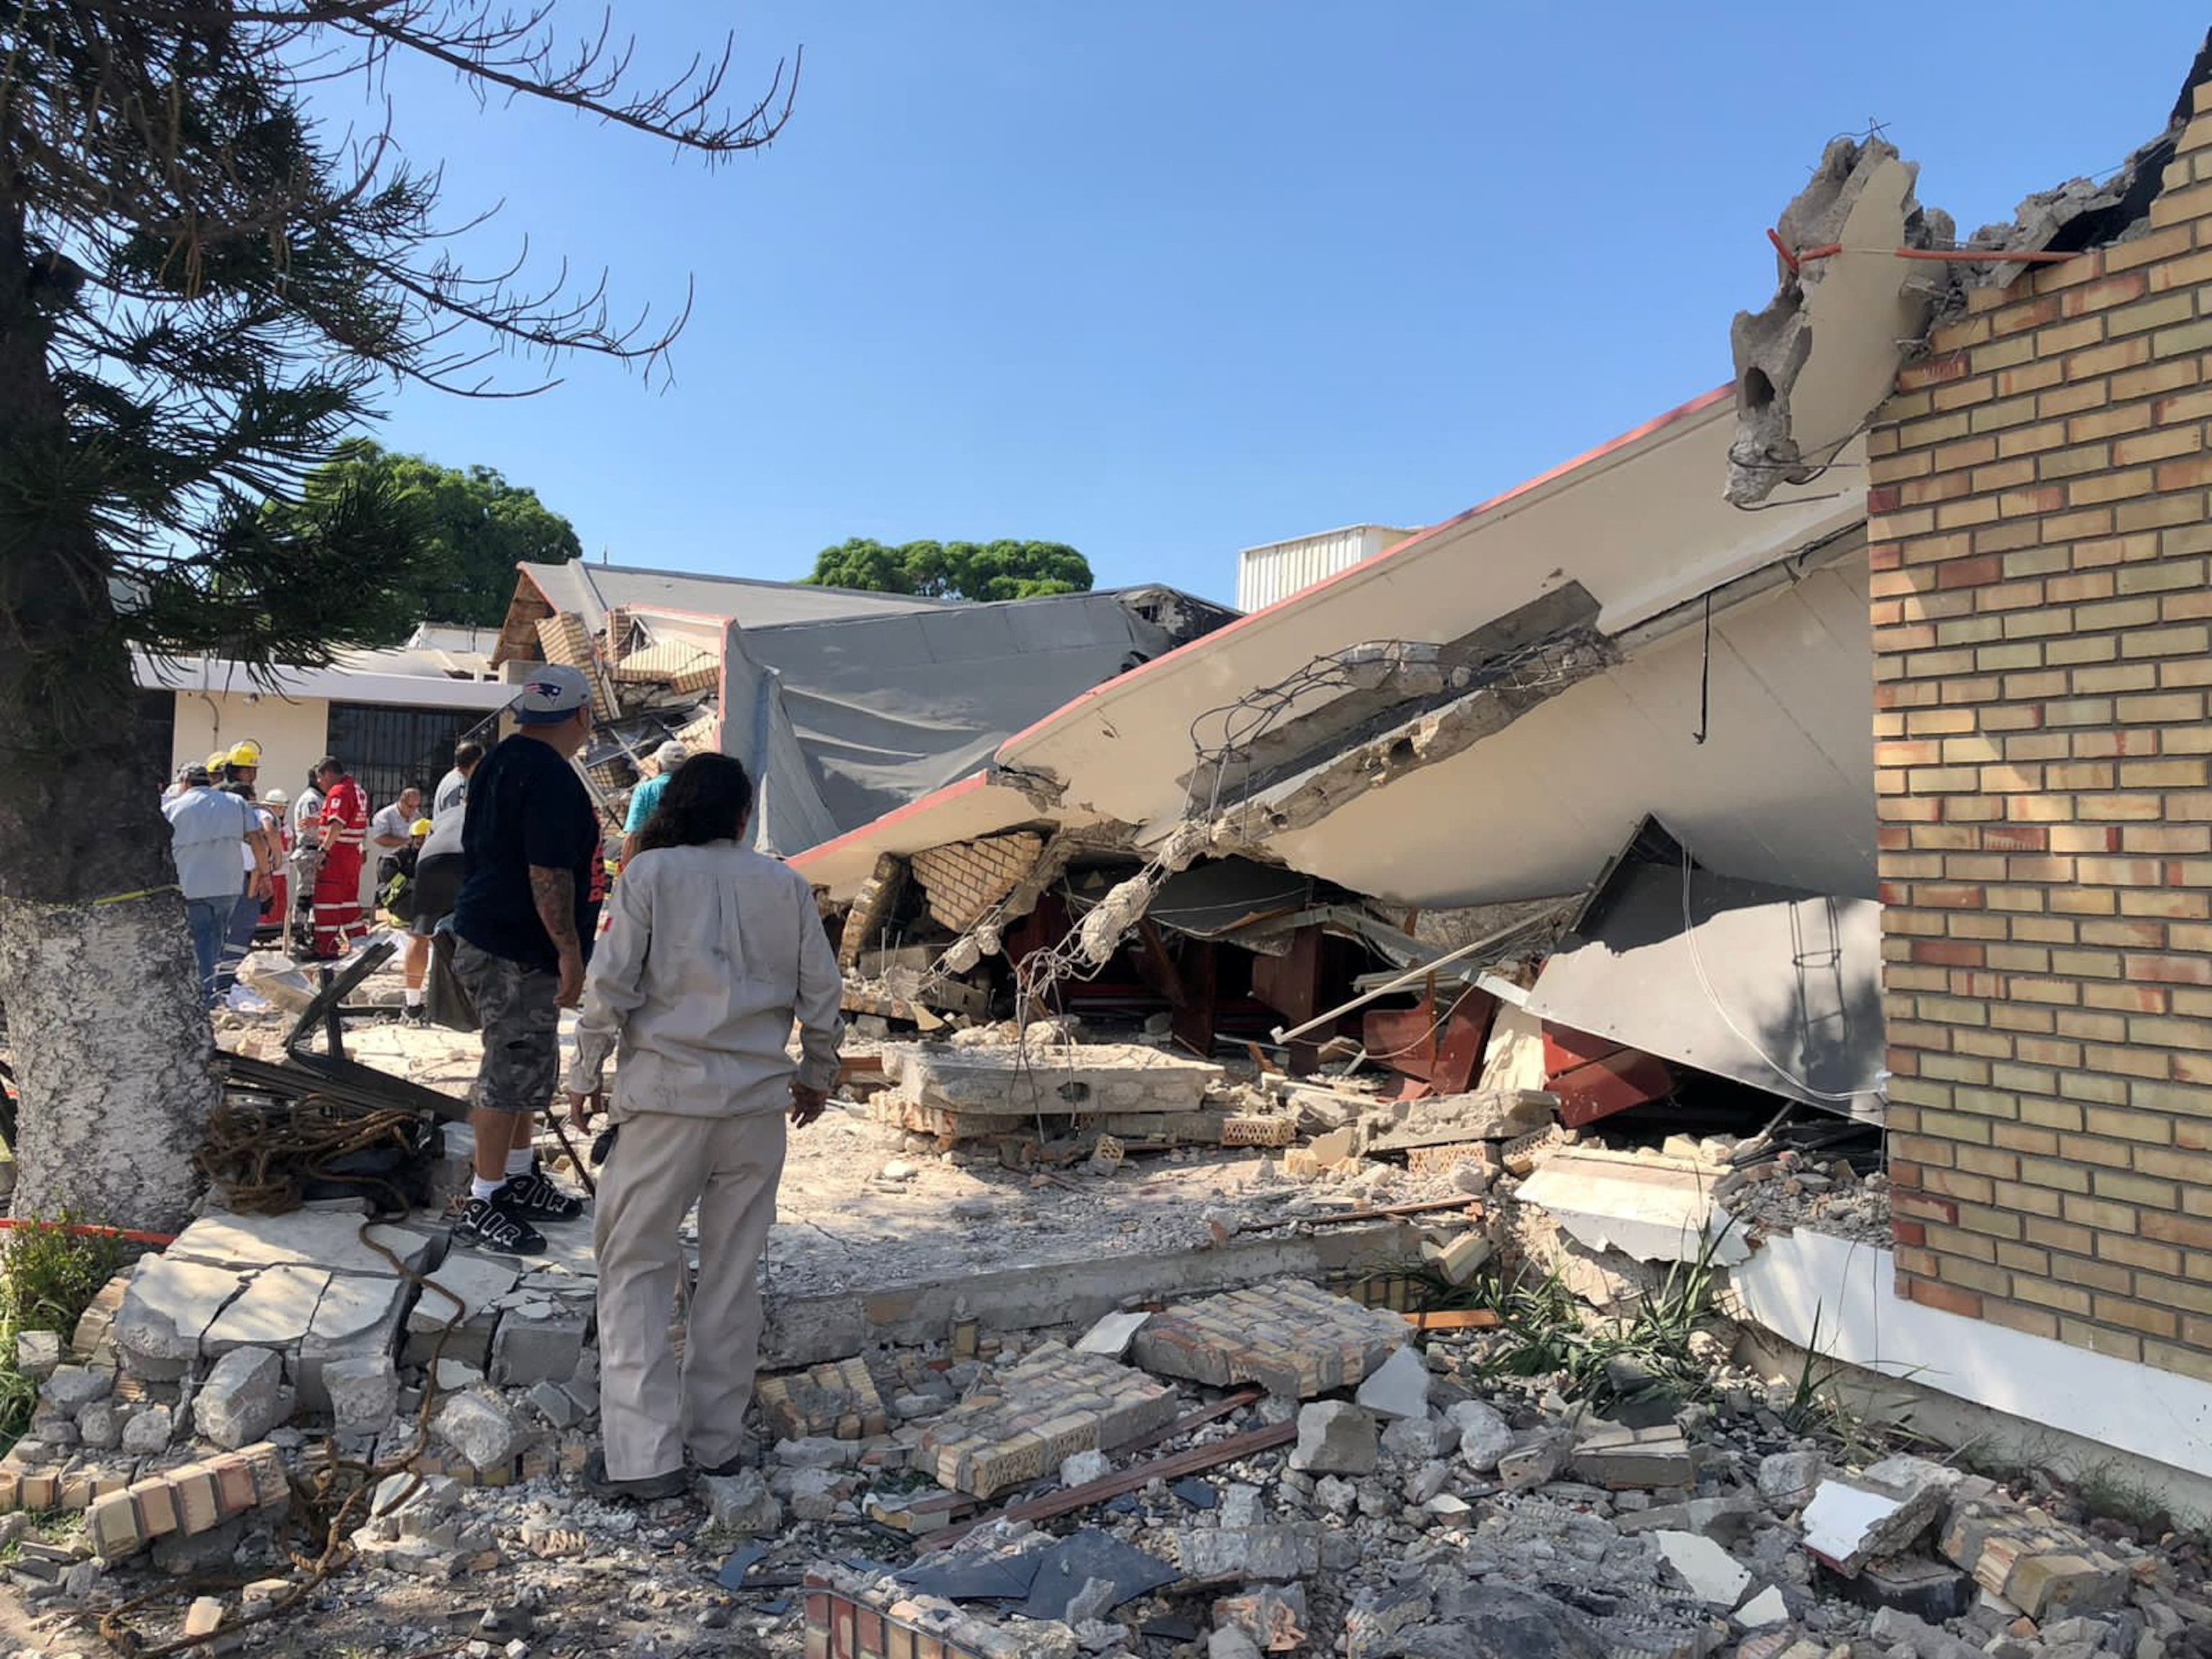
[0,172,220,1231]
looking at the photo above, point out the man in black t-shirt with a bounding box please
[449,663,606,1254]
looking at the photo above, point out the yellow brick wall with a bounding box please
[1869,81,2212,1382]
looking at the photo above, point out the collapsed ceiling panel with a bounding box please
[1522,817,1885,1120]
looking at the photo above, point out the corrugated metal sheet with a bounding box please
[1236,526,1421,612]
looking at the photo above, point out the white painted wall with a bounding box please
[1732,1231,2212,1483]
[170,689,329,807]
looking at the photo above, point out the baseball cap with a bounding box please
[183,765,213,787]
[513,663,591,725]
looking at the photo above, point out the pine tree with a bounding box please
[0,1,794,1227]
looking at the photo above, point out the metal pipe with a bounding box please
[1267,906,1568,1046]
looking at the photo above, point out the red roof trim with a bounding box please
[789,770,994,874]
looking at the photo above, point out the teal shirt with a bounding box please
[624,772,673,833]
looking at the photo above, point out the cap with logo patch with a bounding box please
[512,662,591,725]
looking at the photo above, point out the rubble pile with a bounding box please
[10,1225,2208,1659]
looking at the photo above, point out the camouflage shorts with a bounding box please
[454,939,559,1117]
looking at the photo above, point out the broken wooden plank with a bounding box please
[922,1417,1298,1552]
[1401,1308,1501,1332]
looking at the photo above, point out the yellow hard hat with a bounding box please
[227,740,263,768]
[410,818,434,837]
[204,750,229,774]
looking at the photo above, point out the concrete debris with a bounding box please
[1515,1147,1751,1267]
[1802,1470,1946,1577]
[14,1329,61,1382]
[1652,1527,1752,1606]
[1288,1401,1378,1475]
[1352,1344,1434,1421]
[1727,135,1954,507]
[194,1346,284,1450]
[13,950,2207,1659]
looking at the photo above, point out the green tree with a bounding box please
[0,1,795,1230]
[803,537,1094,602]
[296,440,583,634]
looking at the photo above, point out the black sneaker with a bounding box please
[582,1449,688,1503]
[498,1169,585,1223]
[454,1195,544,1255]
[401,1004,429,1027]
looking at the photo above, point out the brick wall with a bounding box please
[1870,81,2212,1382]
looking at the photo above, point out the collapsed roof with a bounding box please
[797,386,1872,912]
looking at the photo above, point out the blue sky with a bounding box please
[359,3,2212,604]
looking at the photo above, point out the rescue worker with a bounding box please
[565,754,842,1498]
[309,755,370,958]
[221,739,263,791]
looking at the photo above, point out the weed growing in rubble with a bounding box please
[0,1216,133,1447]
[1466,1228,1733,1413]
[2073,1460,2176,1536]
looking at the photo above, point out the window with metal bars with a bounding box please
[325,703,498,813]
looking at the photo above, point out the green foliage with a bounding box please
[0,1,790,729]
[1468,1227,1732,1414]
[0,1218,135,1448]
[285,441,583,636]
[801,538,1094,603]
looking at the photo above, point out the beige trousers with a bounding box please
[593,1110,786,1480]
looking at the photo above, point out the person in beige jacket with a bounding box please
[563,753,845,1500]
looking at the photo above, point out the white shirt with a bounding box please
[568,841,844,1119]
[370,803,415,855]
[432,766,470,822]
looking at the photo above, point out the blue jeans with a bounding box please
[184,896,231,1007]
[218,885,260,997]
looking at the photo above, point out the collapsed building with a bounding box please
[12,31,2212,1659]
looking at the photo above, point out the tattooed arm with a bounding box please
[531,865,584,1005]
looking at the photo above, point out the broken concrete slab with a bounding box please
[1449,1399,1514,1474]
[193,1348,283,1451]
[1757,1449,1822,1511]
[201,1265,330,1359]
[323,1357,400,1434]
[1354,1089,1557,1154]
[1653,1529,1752,1607]
[1073,1310,1151,1360]
[1353,1344,1434,1421]
[1496,1428,1575,1492]
[295,1273,408,1414]
[1130,1278,1405,1398]
[433,1390,529,1472]
[1802,1473,1945,1578]
[1570,1422,1695,1491]
[115,1257,248,1369]
[702,1469,781,1536]
[1421,1231,1493,1286]
[1172,1525,1322,1583]
[1726,135,1954,508]
[881,1042,1222,1120]
[490,1305,587,1388]
[166,1209,435,1280]
[1735,1585,1789,1627]
[14,1331,60,1382]
[1289,1402,1377,1475]
[1515,1148,1750,1267]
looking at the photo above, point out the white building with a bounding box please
[1234,524,1423,613]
